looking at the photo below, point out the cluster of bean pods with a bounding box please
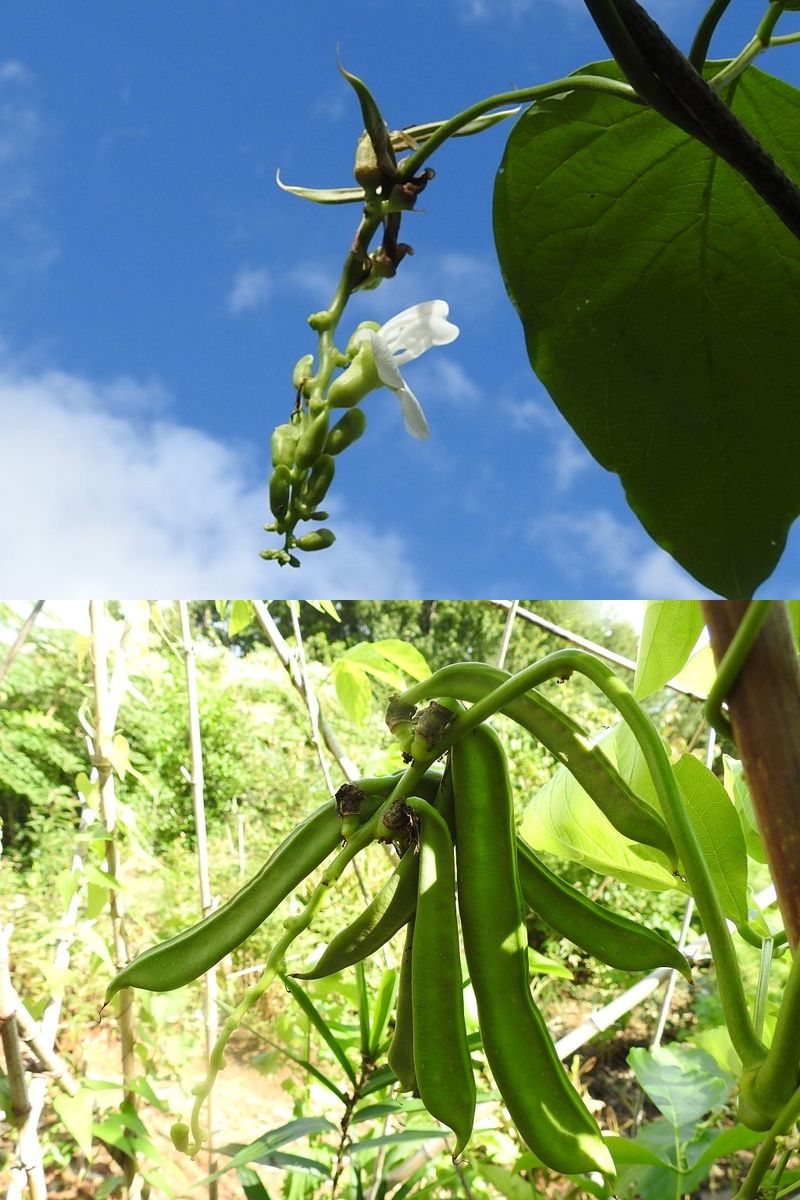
[106,661,695,1179]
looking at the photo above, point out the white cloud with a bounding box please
[505,396,591,493]
[0,362,421,596]
[409,357,481,408]
[528,509,709,598]
[227,266,271,314]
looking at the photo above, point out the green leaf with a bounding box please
[53,1089,95,1155]
[199,1118,335,1184]
[229,600,254,637]
[237,1166,273,1199]
[493,62,800,597]
[341,644,408,689]
[474,1162,541,1200]
[349,1129,452,1154]
[634,602,704,700]
[331,660,372,725]
[108,733,130,779]
[372,639,430,682]
[520,721,679,890]
[84,863,121,890]
[689,1123,764,1173]
[723,754,766,864]
[305,600,341,621]
[368,968,399,1056]
[628,1045,732,1130]
[604,1134,671,1169]
[673,753,749,924]
[282,975,358,1085]
[527,948,573,979]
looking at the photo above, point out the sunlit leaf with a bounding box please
[494,62,800,596]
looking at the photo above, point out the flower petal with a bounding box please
[379,300,459,365]
[370,330,406,390]
[396,384,430,439]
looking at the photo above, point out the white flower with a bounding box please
[368,300,459,439]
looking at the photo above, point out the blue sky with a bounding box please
[1,1,799,598]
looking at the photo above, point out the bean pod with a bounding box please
[105,775,409,1003]
[451,723,615,1178]
[516,841,691,979]
[387,919,417,1094]
[406,796,475,1157]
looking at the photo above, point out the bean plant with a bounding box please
[260,0,800,598]
[105,601,800,1200]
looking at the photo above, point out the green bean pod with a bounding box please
[406,797,475,1158]
[294,771,445,980]
[516,841,691,980]
[387,919,417,1093]
[294,850,418,980]
[402,662,676,867]
[104,775,407,1003]
[451,724,615,1179]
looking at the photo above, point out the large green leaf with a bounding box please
[520,720,680,890]
[493,63,800,597]
[673,752,749,924]
[634,602,704,700]
[628,1045,732,1131]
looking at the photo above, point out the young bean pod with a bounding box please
[451,724,615,1179]
[294,850,418,980]
[104,774,409,1003]
[516,841,691,979]
[387,919,417,1093]
[406,796,476,1158]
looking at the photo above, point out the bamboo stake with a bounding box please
[177,602,219,1200]
[491,601,708,700]
[89,601,142,1199]
[0,925,45,1200]
[252,601,358,780]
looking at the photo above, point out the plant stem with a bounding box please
[397,74,639,181]
[689,0,734,69]
[702,602,800,952]
[704,600,772,737]
[734,1084,800,1198]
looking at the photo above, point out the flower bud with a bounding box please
[354,130,383,190]
[269,465,292,520]
[345,322,380,359]
[271,421,299,468]
[295,413,329,469]
[292,353,315,391]
[325,409,367,456]
[299,455,335,509]
[327,343,381,409]
[295,528,336,552]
